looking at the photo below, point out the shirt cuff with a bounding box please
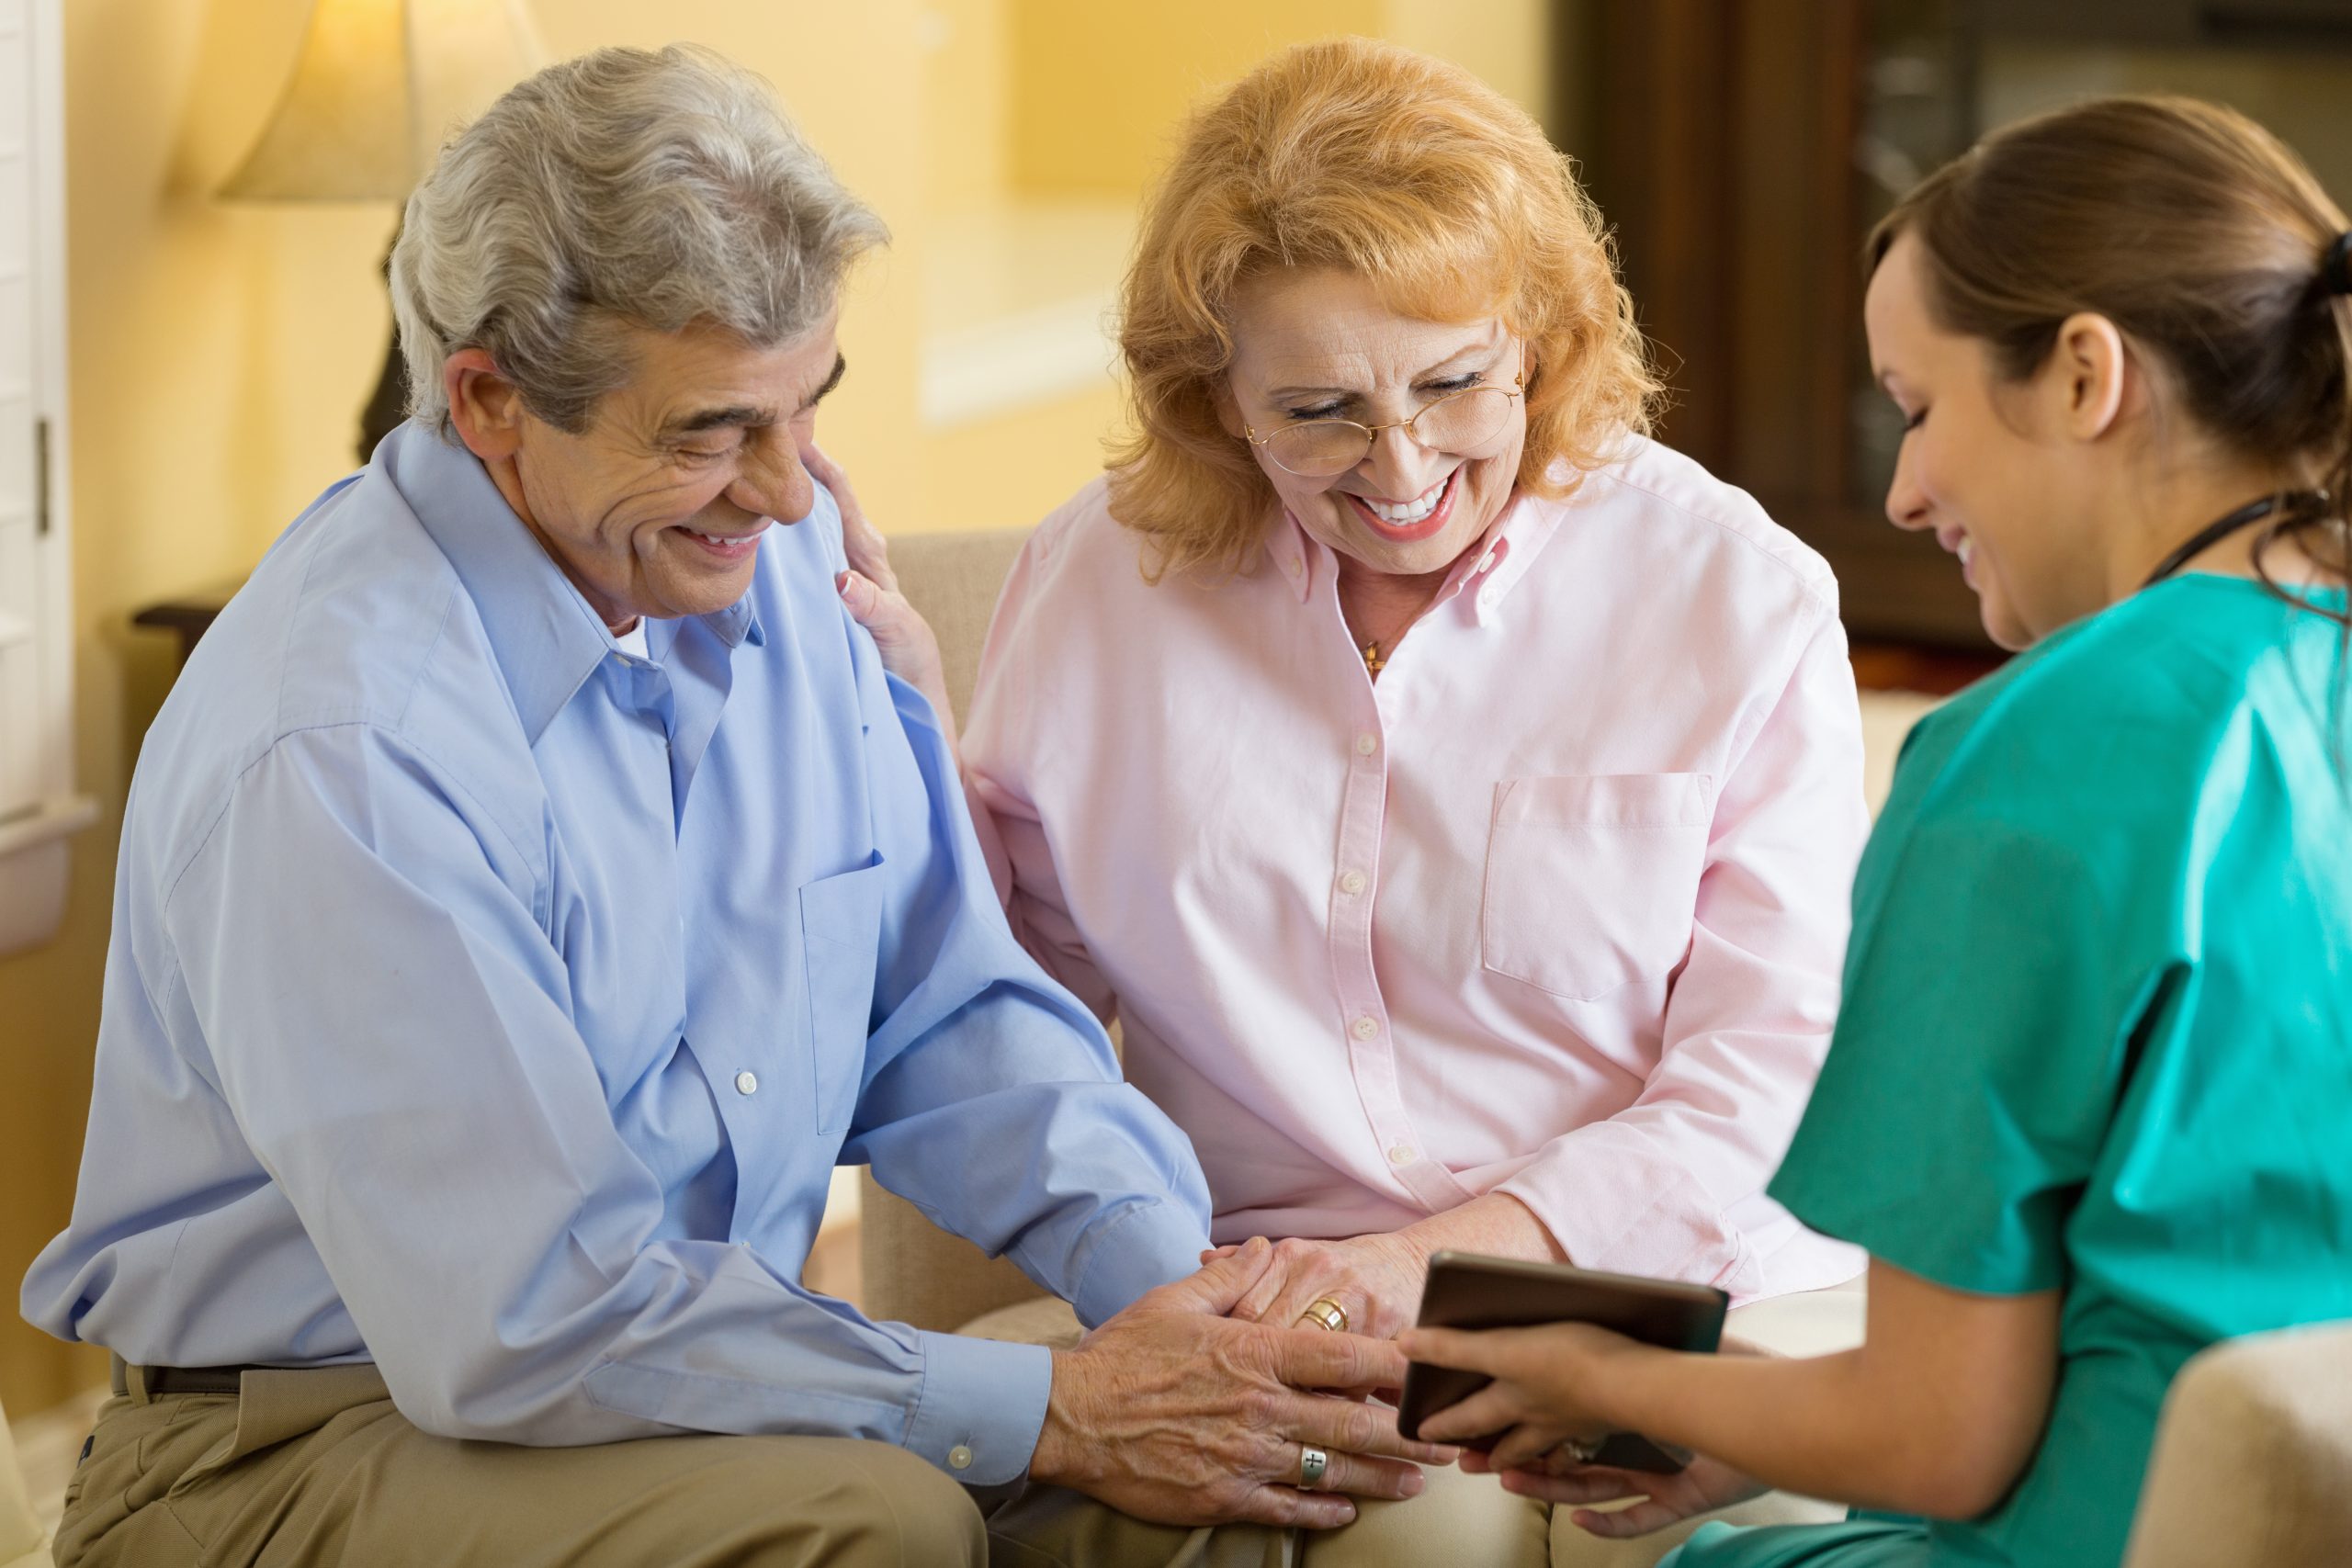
[1493,1122,1758,1299]
[908,1329,1053,1485]
[1066,1199,1212,1329]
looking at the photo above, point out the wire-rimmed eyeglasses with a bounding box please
[1241,381,1525,479]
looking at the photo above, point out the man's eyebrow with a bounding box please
[664,404,773,437]
[804,353,847,409]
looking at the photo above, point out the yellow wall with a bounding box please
[1007,0,1382,197]
[0,0,1547,1414]
[1006,0,1548,198]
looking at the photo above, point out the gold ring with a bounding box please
[1296,1297,1348,1333]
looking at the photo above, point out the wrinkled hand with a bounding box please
[1033,1238,1460,1529]
[1396,1320,1656,1471]
[1469,1449,1766,1539]
[801,444,956,733]
[1204,1233,1429,1344]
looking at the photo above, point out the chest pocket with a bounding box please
[1479,773,1713,1001]
[801,862,886,1133]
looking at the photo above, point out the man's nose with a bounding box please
[729,431,814,523]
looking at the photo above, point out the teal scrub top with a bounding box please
[1675,575,2352,1568]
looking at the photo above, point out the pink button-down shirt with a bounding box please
[964,436,1868,1302]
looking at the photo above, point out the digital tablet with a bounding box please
[1396,1250,1727,1472]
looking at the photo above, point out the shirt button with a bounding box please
[1353,732,1379,757]
[1339,869,1368,896]
[947,1444,974,1471]
[1388,1145,1416,1166]
[1351,1015,1380,1042]
[734,1071,759,1096]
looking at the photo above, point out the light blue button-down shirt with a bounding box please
[22,424,1212,1481]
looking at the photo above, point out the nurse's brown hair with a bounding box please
[1869,95,2352,629]
[1109,37,1659,581]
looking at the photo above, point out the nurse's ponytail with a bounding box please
[2313,237,2352,591]
[1867,96,2352,635]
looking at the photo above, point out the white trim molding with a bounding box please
[0,0,93,957]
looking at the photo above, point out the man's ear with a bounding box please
[444,349,528,461]
[2051,311,2129,443]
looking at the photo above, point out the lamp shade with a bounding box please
[220,0,546,200]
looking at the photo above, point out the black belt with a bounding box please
[110,1356,255,1398]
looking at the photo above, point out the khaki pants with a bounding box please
[57,1363,987,1568]
[54,1363,1288,1568]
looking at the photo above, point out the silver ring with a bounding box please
[1298,1445,1329,1489]
[1559,1437,1600,1466]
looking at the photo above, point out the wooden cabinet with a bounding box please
[1565,0,1991,647]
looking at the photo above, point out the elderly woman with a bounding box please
[847,37,1870,1566]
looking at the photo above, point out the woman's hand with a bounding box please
[1396,1320,1658,1470]
[1207,1233,1430,1344]
[801,444,957,738]
[1471,1449,1767,1539]
[1205,1193,1567,1345]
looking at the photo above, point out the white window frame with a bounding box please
[0,0,94,955]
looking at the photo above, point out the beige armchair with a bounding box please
[2123,1320,2352,1566]
[862,527,1058,1335]
[1,1393,51,1568]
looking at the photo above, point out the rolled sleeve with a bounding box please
[1063,1199,1211,1328]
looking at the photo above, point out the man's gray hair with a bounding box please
[390,45,888,434]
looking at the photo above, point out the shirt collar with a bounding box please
[382,423,762,741]
[1263,487,1558,622]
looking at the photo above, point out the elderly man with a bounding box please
[22,46,1444,1568]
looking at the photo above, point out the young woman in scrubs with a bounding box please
[1400,95,2352,1568]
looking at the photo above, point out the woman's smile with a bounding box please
[1343,468,1459,543]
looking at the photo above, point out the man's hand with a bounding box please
[801,444,957,737]
[1468,1449,1767,1539]
[1032,1239,1459,1529]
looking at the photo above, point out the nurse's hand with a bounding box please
[802,444,957,739]
[1471,1449,1766,1538]
[1209,1233,1429,1344]
[1396,1320,1652,1469]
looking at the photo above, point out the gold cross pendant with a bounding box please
[1362,641,1385,675]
